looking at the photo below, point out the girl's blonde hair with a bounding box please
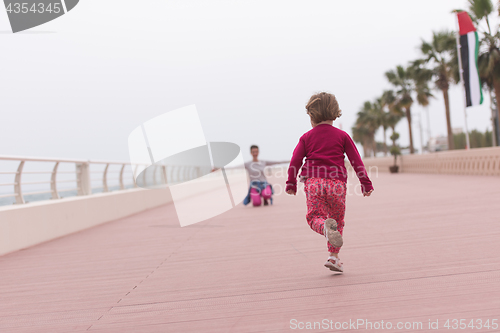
[305,92,342,124]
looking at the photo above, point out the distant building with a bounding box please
[428,136,449,152]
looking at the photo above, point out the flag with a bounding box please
[457,11,483,107]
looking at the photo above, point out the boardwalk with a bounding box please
[1,173,499,332]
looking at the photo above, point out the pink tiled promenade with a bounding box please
[1,173,499,332]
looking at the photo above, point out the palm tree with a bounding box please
[467,0,494,25]
[374,97,389,156]
[418,31,458,149]
[465,0,500,144]
[479,66,500,146]
[381,90,404,148]
[352,101,380,158]
[352,125,372,158]
[385,66,418,154]
[412,61,435,151]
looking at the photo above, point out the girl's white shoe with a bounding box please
[324,218,343,248]
[324,256,344,273]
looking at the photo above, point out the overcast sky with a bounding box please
[0,0,497,163]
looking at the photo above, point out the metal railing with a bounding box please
[0,155,148,204]
[0,155,246,205]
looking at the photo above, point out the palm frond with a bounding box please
[468,0,493,21]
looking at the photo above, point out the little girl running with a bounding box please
[285,92,374,273]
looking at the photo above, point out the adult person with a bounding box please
[243,145,288,206]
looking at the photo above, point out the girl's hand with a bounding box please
[286,189,296,196]
[363,189,374,197]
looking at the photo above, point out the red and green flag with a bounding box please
[457,11,483,107]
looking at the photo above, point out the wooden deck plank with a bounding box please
[0,173,499,332]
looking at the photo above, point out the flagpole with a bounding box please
[455,14,472,150]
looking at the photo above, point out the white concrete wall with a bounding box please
[0,187,172,256]
[0,172,248,256]
[358,147,500,176]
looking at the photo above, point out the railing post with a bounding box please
[119,163,126,190]
[76,162,91,195]
[182,167,186,182]
[153,165,158,186]
[176,166,182,183]
[436,152,441,174]
[14,160,25,204]
[103,163,110,192]
[133,164,139,188]
[50,162,60,199]
[162,165,168,185]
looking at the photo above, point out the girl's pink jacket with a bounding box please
[286,124,374,193]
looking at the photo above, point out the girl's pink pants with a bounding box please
[304,177,347,253]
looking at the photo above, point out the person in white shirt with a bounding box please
[243,145,288,206]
